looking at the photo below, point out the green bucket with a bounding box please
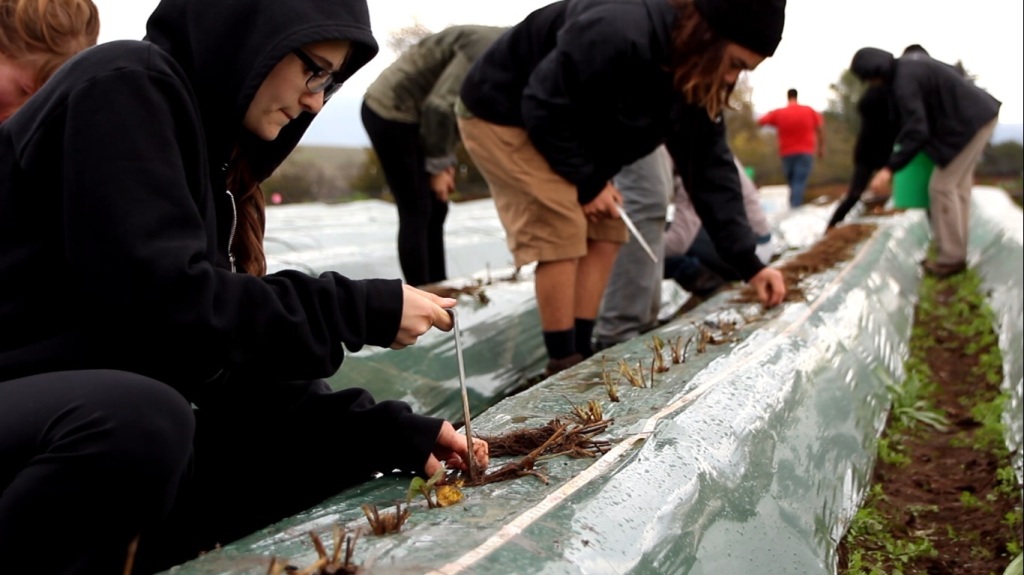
[892,152,934,209]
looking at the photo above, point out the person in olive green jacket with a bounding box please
[362,25,507,287]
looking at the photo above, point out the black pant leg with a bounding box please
[134,378,440,573]
[426,196,449,284]
[361,102,445,286]
[0,370,194,574]
[828,164,874,228]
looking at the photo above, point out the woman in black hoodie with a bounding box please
[456,0,788,376]
[0,0,487,572]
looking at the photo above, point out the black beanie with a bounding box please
[693,0,787,57]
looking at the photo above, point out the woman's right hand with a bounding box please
[391,285,457,350]
[424,420,489,476]
[581,182,622,222]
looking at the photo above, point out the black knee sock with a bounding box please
[574,318,595,359]
[542,328,576,361]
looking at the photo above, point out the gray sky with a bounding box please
[94,0,1024,147]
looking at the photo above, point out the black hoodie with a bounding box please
[459,0,765,281]
[850,47,1001,171]
[0,0,404,394]
[853,84,899,170]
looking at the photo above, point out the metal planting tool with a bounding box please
[447,308,478,480]
[619,209,658,263]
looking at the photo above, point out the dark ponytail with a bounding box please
[225,144,267,277]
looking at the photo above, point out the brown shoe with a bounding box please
[923,260,966,278]
[543,353,584,378]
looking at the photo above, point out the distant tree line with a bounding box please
[727,69,1022,187]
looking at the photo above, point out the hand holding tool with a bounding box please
[619,210,658,263]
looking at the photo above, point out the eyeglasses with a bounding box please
[292,48,342,100]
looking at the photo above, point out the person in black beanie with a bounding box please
[456,0,788,377]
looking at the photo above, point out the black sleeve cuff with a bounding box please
[393,410,446,475]
[361,278,404,348]
[575,174,608,205]
[733,252,766,282]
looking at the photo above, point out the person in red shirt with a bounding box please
[758,88,825,207]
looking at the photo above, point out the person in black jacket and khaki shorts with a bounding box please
[456,0,787,377]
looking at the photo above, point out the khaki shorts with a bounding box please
[457,115,627,267]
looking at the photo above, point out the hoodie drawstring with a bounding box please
[225,190,237,273]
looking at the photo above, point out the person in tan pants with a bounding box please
[852,46,1001,278]
[457,0,787,377]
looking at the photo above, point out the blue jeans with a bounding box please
[781,153,814,207]
[664,253,702,285]
[663,252,725,297]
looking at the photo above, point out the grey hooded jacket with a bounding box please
[365,25,506,173]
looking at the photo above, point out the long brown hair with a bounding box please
[667,0,734,119]
[225,145,267,276]
[0,0,99,86]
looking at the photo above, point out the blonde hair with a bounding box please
[0,0,100,86]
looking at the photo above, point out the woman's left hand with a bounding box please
[424,420,489,476]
